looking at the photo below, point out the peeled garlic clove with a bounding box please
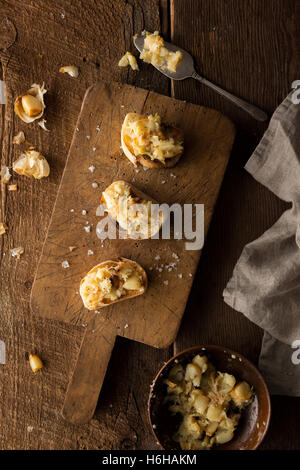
[13,150,50,179]
[14,83,46,123]
[118,52,139,71]
[59,65,79,78]
[13,131,26,145]
[21,94,42,117]
[29,354,43,373]
[1,165,12,183]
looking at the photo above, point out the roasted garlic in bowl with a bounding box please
[149,345,271,451]
[14,83,46,123]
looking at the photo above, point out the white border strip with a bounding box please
[0,81,6,104]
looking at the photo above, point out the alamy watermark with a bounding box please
[291,340,300,365]
[95,200,204,251]
[291,81,300,104]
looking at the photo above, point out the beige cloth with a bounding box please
[223,92,300,396]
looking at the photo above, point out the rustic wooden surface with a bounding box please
[31,81,235,424]
[0,0,299,450]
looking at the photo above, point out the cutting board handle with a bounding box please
[62,320,116,425]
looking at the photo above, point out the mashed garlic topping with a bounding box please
[80,260,145,310]
[164,355,253,450]
[140,31,183,72]
[122,113,183,163]
[102,181,164,239]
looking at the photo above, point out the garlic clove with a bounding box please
[13,150,50,179]
[14,83,46,123]
[29,354,43,373]
[59,65,79,78]
[118,52,139,71]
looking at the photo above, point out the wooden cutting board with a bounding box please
[30,81,235,424]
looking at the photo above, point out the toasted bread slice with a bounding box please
[80,257,147,310]
[101,180,165,239]
[121,112,184,168]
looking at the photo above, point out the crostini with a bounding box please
[121,112,184,168]
[80,258,147,310]
[101,180,165,239]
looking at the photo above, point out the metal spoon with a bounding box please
[134,35,268,122]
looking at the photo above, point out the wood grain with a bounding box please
[31,81,235,423]
[0,0,170,450]
[0,0,300,450]
[171,0,300,450]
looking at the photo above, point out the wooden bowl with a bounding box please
[148,345,271,450]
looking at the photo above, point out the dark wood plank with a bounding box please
[0,0,169,450]
[171,0,300,450]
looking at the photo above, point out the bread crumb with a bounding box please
[84,226,91,233]
[61,260,69,268]
[13,131,25,145]
[69,246,76,252]
[82,210,87,215]
[87,249,94,255]
[88,165,95,172]
[92,182,98,188]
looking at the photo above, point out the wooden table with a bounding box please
[0,0,299,450]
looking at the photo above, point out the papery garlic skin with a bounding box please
[14,83,46,123]
[1,166,12,183]
[11,246,24,258]
[0,222,7,235]
[13,150,50,179]
[59,65,79,78]
[38,119,49,132]
[13,131,25,145]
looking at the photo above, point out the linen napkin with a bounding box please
[223,92,300,396]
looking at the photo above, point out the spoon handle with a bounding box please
[192,71,268,122]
